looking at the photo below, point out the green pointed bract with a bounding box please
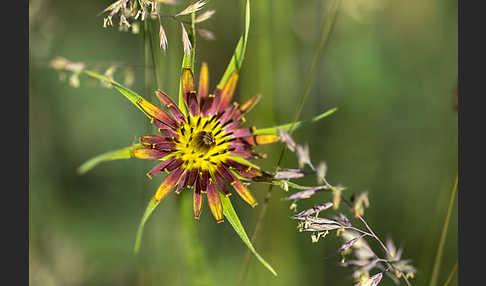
[83,70,152,119]
[219,192,277,276]
[253,107,338,135]
[134,198,160,253]
[77,143,143,175]
[217,0,250,88]
[228,154,261,170]
[311,107,339,122]
[177,12,197,117]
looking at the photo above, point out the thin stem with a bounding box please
[358,216,412,286]
[340,198,391,258]
[344,226,372,237]
[156,13,199,27]
[357,215,389,257]
[143,21,154,95]
[191,12,196,70]
[429,173,458,286]
[238,0,341,284]
[38,59,149,68]
[442,262,458,286]
[178,193,214,285]
[147,19,161,88]
[340,197,412,286]
[339,223,411,286]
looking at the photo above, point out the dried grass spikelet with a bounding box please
[175,0,207,16]
[195,9,215,23]
[159,22,168,51]
[181,23,192,55]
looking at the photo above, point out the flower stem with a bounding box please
[191,12,196,69]
[357,215,389,257]
[178,194,214,285]
[238,0,341,283]
[429,173,458,286]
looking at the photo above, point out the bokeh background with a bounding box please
[29,0,457,285]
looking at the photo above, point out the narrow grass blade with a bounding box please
[219,193,277,276]
[83,70,152,119]
[443,261,458,286]
[134,198,160,253]
[311,107,338,122]
[253,107,337,135]
[217,0,250,88]
[429,173,458,286]
[77,143,143,175]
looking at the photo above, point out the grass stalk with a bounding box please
[134,19,157,283]
[143,21,156,100]
[429,173,459,286]
[442,262,458,286]
[178,194,213,285]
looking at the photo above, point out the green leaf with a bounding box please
[253,107,338,135]
[134,198,160,253]
[219,193,277,276]
[77,143,143,175]
[83,70,152,119]
[217,0,250,88]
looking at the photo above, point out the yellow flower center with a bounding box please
[172,115,233,172]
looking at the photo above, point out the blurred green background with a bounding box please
[29,0,457,285]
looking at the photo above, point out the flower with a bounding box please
[131,63,279,223]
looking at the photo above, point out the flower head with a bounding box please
[132,63,279,222]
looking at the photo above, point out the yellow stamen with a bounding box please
[172,115,232,172]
